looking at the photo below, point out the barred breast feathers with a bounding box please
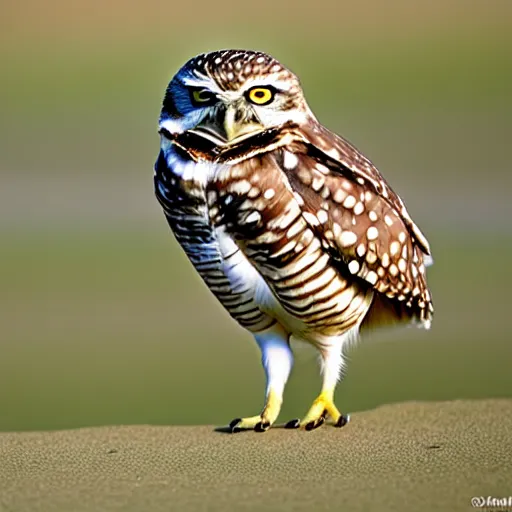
[157,121,433,336]
[154,143,275,333]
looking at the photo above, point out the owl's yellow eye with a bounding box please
[190,88,216,105]
[246,87,274,105]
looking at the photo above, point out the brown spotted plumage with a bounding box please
[155,49,433,432]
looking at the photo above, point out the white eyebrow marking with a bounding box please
[241,74,294,92]
[182,75,223,94]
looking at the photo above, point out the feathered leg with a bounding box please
[229,323,293,432]
[286,341,350,430]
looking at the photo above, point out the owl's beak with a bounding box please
[222,105,263,143]
[191,105,263,146]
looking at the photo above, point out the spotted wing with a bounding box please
[279,123,433,326]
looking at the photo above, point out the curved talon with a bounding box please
[255,421,271,432]
[285,419,301,429]
[229,418,243,433]
[228,416,273,432]
[226,390,282,432]
[304,409,328,431]
[305,415,325,431]
[335,414,350,428]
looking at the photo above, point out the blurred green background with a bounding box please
[1,0,511,431]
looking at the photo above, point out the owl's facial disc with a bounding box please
[189,85,282,145]
[160,50,313,146]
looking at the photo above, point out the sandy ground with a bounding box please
[1,399,511,512]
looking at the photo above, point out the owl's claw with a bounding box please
[229,418,243,433]
[287,392,349,430]
[335,414,350,428]
[284,418,301,429]
[255,421,271,432]
[284,410,328,430]
[227,389,282,433]
[228,416,271,433]
[305,410,327,430]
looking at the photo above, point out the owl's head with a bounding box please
[159,50,314,145]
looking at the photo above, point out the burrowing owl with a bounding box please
[154,50,433,432]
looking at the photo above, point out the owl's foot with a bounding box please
[229,415,271,433]
[285,391,350,430]
[228,390,282,433]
